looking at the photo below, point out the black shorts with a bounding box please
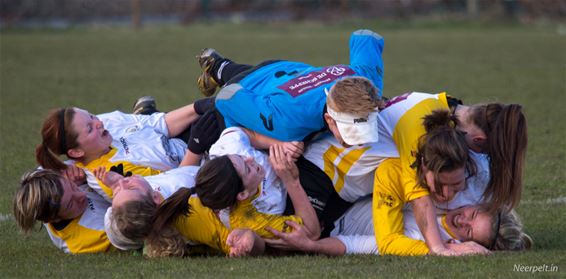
[284,156,353,235]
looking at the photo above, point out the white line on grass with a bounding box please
[0,213,13,222]
[521,196,566,205]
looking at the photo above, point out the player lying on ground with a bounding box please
[101,144,319,257]
[265,197,532,255]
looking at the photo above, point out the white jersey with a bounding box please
[209,127,286,215]
[78,111,188,201]
[303,132,386,203]
[45,185,111,254]
[144,166,199,199]
[304,92,490,204]
[331,197,455,255]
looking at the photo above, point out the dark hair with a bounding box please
[414,110,476,195]
[13,169,64,233]
[470,104,527,212]
[35,108,79,170]
[194,155,244,210]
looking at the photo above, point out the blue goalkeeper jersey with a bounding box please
[215,29,384,142]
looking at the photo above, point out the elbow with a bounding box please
[307,225,321,240]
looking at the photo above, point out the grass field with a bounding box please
[1,21,565,278]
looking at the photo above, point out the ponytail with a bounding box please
[144,187,195,258]
[35,143,67,171]
[150,187,194,233]
[471,104,527,212]
[422,109,458,133]
[36,108,79,170]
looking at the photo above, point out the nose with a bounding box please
[94,118,104,129]
[442,187,456,201]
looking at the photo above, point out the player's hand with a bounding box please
[269,145,299,185]
[188,110,221,155]
[93,167,123,190]
[226,228,256,257]
[280,141,304,162]
[264,221,314,252]
[446,241,491,256]
[61,165,86,185]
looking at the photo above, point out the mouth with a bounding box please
[102,129,109,137]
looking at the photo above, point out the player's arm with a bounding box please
[269,145,320,239]
[164,103,199,137]
[265,221,346,256]
[410,195,448,255]
[242,128,304,160]
[373,160,430,256]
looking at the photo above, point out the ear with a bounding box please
[471,135,487,152]
[324,113,335,127]
[152,191,163,205]
[66,148,84,159]
[236,191,250,201]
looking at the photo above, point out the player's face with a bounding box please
[228,154,263,198]
[70,108,113,160]
[112,175,154,208]
[57,177,88,220]
[427,167,466,203]
[324,113,352,148]
[446,205,493,247]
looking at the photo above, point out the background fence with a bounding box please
[1,0,565,28]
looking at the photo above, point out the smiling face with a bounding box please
[446,205,494,247]
[112,175,158,208]
[68,108,112,164]
[426,167,467,203]
[228,154,264,200]
[56,177,88,221]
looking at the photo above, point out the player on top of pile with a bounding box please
[175,29,385,164]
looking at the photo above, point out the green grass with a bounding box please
[1,21,565,278]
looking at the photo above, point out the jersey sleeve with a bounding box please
[372,159,429,256]
[349,29,384,94]
[209,127,252,158]
[335,234,379,255]
[229,199,303,239]
[391,102,437,203]
[175,197,231,254]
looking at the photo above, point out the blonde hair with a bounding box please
[112,193,157,244]
[145,188,195,258]
[492,209,533,251]
[327,77,382,115]
[13,169,64,234]
[144,226,187,258]
[112,188,193,257]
